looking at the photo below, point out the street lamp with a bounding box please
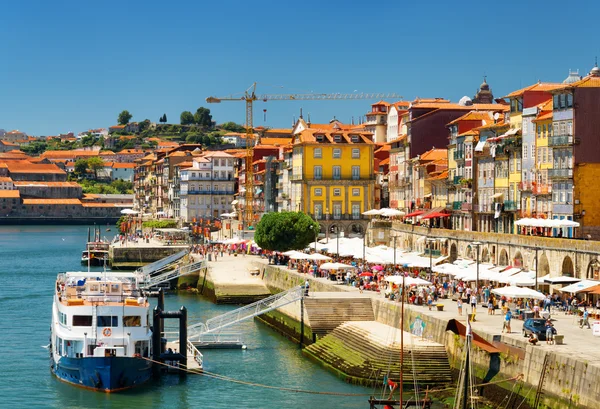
[309,225,317,252]
[426,238,437,281]
[534,247,539,291]
[471,241,482,300]
[393,235,397,267]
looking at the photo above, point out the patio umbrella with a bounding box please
[304,253,332,261]
[359,272,374,277]
[120,208,138,215]
[362,209,383,216]
[372,265,384,271]
[380,208,405,217]
[491,285,546,300]
[319,262,355,270]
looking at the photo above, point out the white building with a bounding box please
[179,151,236,222]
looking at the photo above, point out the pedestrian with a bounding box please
[502,309,512,333]
[304,280,310,297]
[545,320,555,344]
[488,298,494,315]
[427,293,433,311]
[457,298,463,316]
[470,294,477,312]
[580,307,591,329]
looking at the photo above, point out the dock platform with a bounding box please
[165,340,203,373]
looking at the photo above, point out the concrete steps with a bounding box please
[304,297,375,337]
[304,321,452,387]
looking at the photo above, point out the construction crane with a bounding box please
[206,83,402,229]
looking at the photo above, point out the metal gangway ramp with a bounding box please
[136,250,188,276]
[141,259,207,289]
[188,285,305,348]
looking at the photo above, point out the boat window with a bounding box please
[73,315,93,326]
[98,316,118,327]
[110,284,120,293]
[123,316,141,327]
[88,283,99,292]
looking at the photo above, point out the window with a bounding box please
[98,316,118,327]
[553,95,559,110]
[334,135,342,142]
[192,172,196,178]
[352,148,360,158]
[567,93,573,108]
[333,188,341,196]
[523,144,528,159]
[567,121,573,136]
[531,145,535,161]
[73,315,93,326]
[316,134,324,142]
[352,188,360,196]
[333,203,342,219]
[123,316,141,327]
[333,148,341,158]
[314,203,323,219]
[314,148,322,158]
[314,188,322,196]
[352,203,360,219]
[351,134,360,143]
[351,166,360,180]
[59,312,67,325]
[333,166,341,180]
[314,166,322,180]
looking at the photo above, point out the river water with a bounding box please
[0,225,376,409]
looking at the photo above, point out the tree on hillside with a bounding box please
[118,110,133,125]
[194,107,212,128]
[138,119,151,132]
[220,121,246,133]
[180,111,195,125]
[254,212,319,252]
[87,157,105,179]
[163,113,167,123]
[74,159,89,176]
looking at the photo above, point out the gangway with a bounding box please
[188,285,305,347]
[136,250,188,276]
[141,260,207,289]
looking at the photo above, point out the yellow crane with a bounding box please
[206,83,401,229]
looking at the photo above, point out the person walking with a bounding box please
[457,298,463,316]
[502,309,512,333]
[545,320,555,344]
[580,307,591,329]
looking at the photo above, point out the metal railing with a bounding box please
[142,260,207,289]
[548,135,573,147]
[452,201,461,210]
[548,168,573,178]
[186,339,204,368]
[188,285,304,340]
[461,202,472,211]
[453,150,465,160]
[504,200,518,211]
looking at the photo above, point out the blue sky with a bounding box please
[1,0,598,136]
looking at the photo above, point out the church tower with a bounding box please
[473,77,494,104]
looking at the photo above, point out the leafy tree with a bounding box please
[255,212,319,252]
[80,133,96,147]
[74,159,89,175]
[180,111,195,125]
[194,107,212,128]
[118,110,133,125]
[138,119,151,132]
[87,157,105,179]
[20,141,48,155]
[162,113,167,123]
[111,179,133,194]
[220,121,246,133]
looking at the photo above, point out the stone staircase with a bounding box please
[304,321,452,387]
[304,297,375,337]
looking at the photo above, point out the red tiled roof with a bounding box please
[0,190,19,198]
[504,82,564,98]
[22,198,81,205]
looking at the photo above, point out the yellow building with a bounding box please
[532,100,553,218]
[291,126,375,237]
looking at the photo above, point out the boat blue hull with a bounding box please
[51,356,152,392]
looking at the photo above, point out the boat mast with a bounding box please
[400,272,404,406]
[462,317,472,409]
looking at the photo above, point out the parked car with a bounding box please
[522,318,555,340]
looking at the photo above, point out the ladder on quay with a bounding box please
[136,250,189,276]
[141,260,207,289]
[188,285,305,348]
[533,353,550,408]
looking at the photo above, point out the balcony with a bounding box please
[548,135,573,147]
[518,181,533,192]
[186,190,236,195]
[453,176,462,185]
[504,200,518,211]
[548,168,573,179]
[311,214,368,221]
[423,248,442,257]
[532,184,552,195]
[452,201,462,210]
[475,204,491,213]
[461,202,472,211]
[453,150,465,160]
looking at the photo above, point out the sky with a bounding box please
[1,0,599,136]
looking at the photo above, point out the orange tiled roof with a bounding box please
[158,141,179,147]
[40,150,100,159]
[260,137,292,146]
[6,162,65,174]
[81,202,119,208]
[99,150,115,155]
[447,111,493,125]
[118,149,144,154]
[372,100,391,106]
[504,82,564,98]
[112,163,135,169]
[562,74,600,89]
[294,129,373,145]
[202,151,234,158]
[427,170,449,181]
[264,128,292,134]
[420,148,448,161]
[22,198,81,205]
[0,190,19,198]
[110,125,126,129]
[13,181,79,187]
[0,177,13,182]
[379,157,390,166]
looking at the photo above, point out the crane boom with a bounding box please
[206,84,402,230]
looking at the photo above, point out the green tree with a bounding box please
[254,212,319,252]
[74,158,89,175]
[220,121,246,133]
[111,179,133,194]
[180,111,195,125]
[138,119,151,132]
[80,133,96,147]
[118,110,133,125]
[162,113,167,123]
[87,157,105,179]
[194,107,212,128]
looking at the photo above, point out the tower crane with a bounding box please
[206,83,401,229]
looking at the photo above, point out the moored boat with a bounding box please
[50,271,153,392]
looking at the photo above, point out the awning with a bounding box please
[543,276,581,285]
[423,193,432,198]
[404,210,425,218]
[492,192,503,199]
[421,212,451,220]
[560,280,600,293]
[475,140,486,152]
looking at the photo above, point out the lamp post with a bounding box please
[534,247,539,291]
[336,226,340,256]
[363,228,366,261]
[309,225,317,252]
[426,238,437,281]
[393,235,397,267]
[471,241,482,300]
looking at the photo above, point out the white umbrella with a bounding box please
[319,262,355,270]
[405,276,432,286]
[362,209,383,216]
[120,208,138,215]
[491,285,546,300]
[380,208,405,217]
[304,253,332,261]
